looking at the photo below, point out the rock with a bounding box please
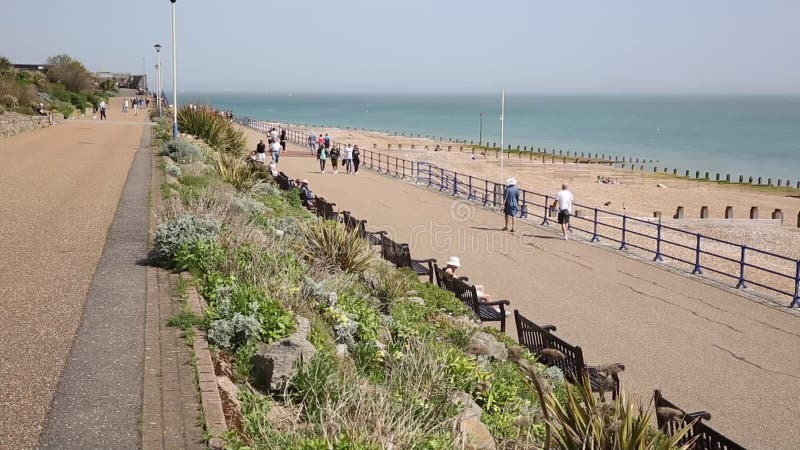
[334,343,349,359]
[266,402,302,431]
[459,418,497,450]
[444,314,481,330]
[465,332,508,361]
[251,316,317,392]
[450,391,481,421]
[402,296,425,306]
[405,290,418,296]
[208,437,225,450]
[656,183,668,188]
[216,376,240,411]
[450,392,496,450]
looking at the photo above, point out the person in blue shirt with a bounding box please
[502,178,519,233]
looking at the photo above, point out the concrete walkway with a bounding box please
[268,136,800,449]
[0,108,146,448]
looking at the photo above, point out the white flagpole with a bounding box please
[499,88,505,187]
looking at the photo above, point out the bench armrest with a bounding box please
[686,411,712,422]
[482,299,510,306]
[458,276,470,282]
[542,324,557,332]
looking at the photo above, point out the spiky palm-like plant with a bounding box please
[299,221,374,274]
[177,106,246,154]
[214,153,263,192]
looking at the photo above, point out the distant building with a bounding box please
[94,72,147,90]
[12,63,49,73]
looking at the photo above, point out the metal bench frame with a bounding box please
[433,263,510,331]
[653,390,745,450]
[380,235,434,283]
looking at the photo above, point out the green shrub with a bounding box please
[58,102,74,119]
[161,138,203,164]
[177,106,246,153]
[299,221,373,273]
[214,153,263,192]
[164,161,182,178]
[152,214,221,264]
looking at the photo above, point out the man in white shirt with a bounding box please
[551,183,574,240]
[343,144,354,173]
[270,140,282,163]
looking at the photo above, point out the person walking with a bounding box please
[551,182,574,239]
[280,129,287,152]
[255,139,266,164]
[98,100,107,120]
[502,178,519,232]
[308,131,318,156]
[324,133,331,149]
[132,98,139,116]
[343,144,354,173]
[329,146,341,174]
[318,146,328,173]
[352,145,361,174]
[122,99,129,115]
[270,140,282,164]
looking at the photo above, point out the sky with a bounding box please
[1,0,799,94]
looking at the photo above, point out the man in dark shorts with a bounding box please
[502,178,519,232]
[551,183,574,239]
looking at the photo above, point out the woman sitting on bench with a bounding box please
[444,256,504,314]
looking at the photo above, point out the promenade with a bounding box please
[264,133,800,449]
[0,107,200,450]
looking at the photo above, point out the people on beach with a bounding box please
[502,178,519,232]
[329,146,340,174]
[596,175,619,184]
[551,183,574,240]
[98,100,107,120]
[343,144,354,173]
[353,145,361,174]
[255,139,266,164]
[318,146,327,173]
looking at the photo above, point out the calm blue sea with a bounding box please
[180,92,800,181]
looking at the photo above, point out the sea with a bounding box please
[179,92,800,182]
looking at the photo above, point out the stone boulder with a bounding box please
[251,316,316,392]
[465,332,507,361]
[450,391,496,450]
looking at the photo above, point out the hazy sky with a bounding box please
[2,0,799,94]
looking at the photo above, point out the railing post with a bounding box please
[402,160,406,178]
[468,176,474,200]
[440,168,445,191]
[619,216,628,250]
[542,195,550,225]
[453,173,458,196]
[736,246,747,288]
[521,191,527,218]
[792,260,800,307]
[653,222,664,262]
[395,157,398,176]
[691,234,702,274]
[428,165,432,187]
[590,208,600,242]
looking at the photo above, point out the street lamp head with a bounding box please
[170,0,176,3]
[154,44,161,52]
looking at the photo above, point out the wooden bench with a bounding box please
[434,263,510,332]
[341,211,386,246]
[653,390,745,450]
[275,171,294,191]
[314,197,338,221]
[380,235,434,283]
[514,310,623,399]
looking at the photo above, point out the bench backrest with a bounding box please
[275,172,293,190]
[380,235,404,266]
[433,263,449,290]
[514,310,586,383]
[653,391,745,450]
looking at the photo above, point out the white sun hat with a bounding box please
[446,256,461,267]
[507,177,517,186]
[300,179,309,184]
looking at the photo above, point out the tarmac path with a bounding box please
[0,110,145,448]
[267,135,800,449]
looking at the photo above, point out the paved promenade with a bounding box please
[269,137,800,449]
[0,109,200,449]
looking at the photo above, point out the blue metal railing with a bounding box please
[235,116,800,308]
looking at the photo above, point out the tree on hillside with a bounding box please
[46,54,94,93]
[0,56,13,75]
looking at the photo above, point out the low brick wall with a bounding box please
[0,112,63,139]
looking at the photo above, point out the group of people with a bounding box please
[250,127,287,170]
[595,175,620,185]
[316,142,361,175]
[503,178,574,240]
[122,96,146,116]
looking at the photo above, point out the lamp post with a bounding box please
[154,44,161,117]
[170,0,178,140]
[479,112,484,147]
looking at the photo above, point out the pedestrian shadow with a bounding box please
[524,234,560,240]
[470,226,506,232]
